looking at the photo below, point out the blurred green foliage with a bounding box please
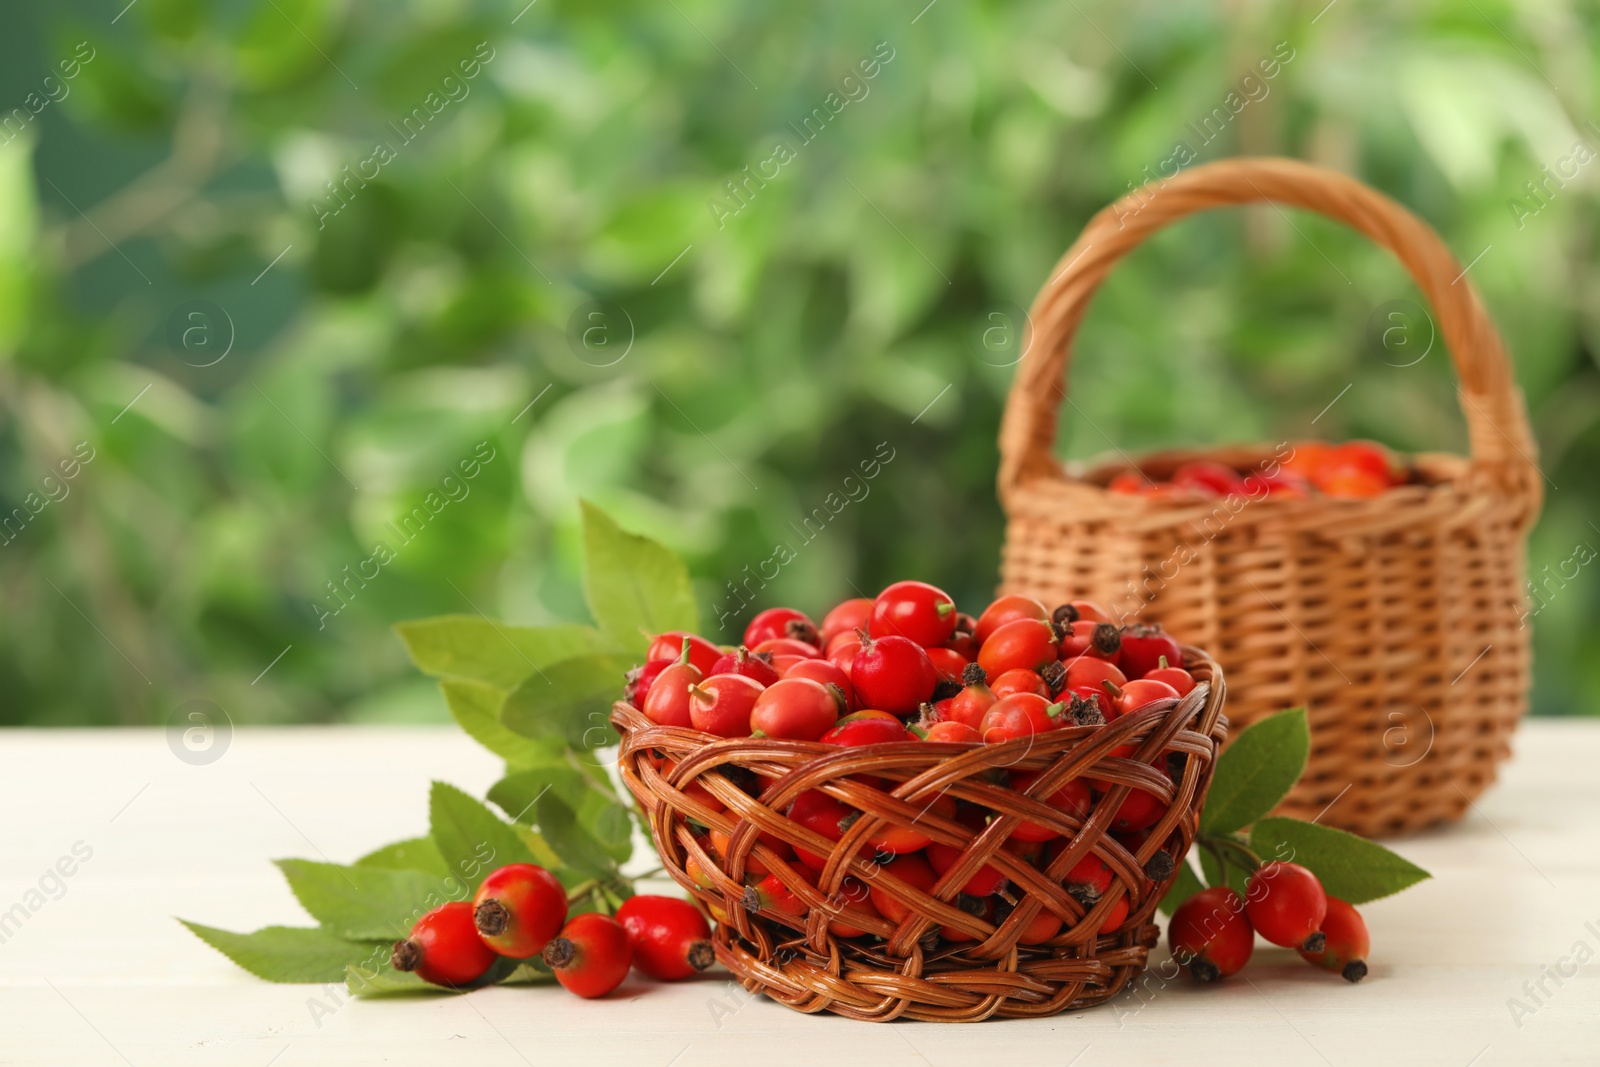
[1,0,1596,726]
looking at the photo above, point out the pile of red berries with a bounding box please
[624,582,1206,944]
[1109,440,1408,501]
[1168,861,1371,983]
[391,863,715,998]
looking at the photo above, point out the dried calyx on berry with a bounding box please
[1039,660,1067,696]
[1051,603,1080,627]
[1090,623,1121,656]
[1143,849,1176,881]
[784,618,819,645]
[961,662,987,687]
[1066,693,1105,726]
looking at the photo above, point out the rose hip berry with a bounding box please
[1059,620,1121,661]
[542,912,633,998]
[821,709,912,746]
[989,668,1049,700]
[744,607,820,649]
[391,901,498,988]
[973,594,1050,645]
[820,597,875,644]
[1298,896,1369,982]
[645,631,722,675]
[1117,624,1183,679]
[641,642,702,728]
[1109,677,1181,718]
[1144,657,1196,696]
[869,580,957,648]
[1245,861,1328,952]
[780,657,855,706]
[688,674,765,737]
[1065,656,1126,695]
[624,658,670,709]
[851,634,937,715]
[979,693,1063,743]
[1168,887,1255,982]
[615,895,715,981]
[924,646,970,684]
[708,646,780,687]
[1009,769,1092,842]
[750,677,841,741]
[472,863,568,959]
[978,618,1060,677]
[940,664,997,730]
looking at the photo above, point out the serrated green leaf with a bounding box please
[579,500,697,652]
[347,963,435,997]
[1157,859,1206,916]
[1250,817,1431,904]
[355,836,449,877]
[490,764,633,867]
[500,653,633,747]
[440,676,564,766]
[536,792,618,880]
[1200,708,1310,835]
[428,781,536,892]
[275,860,461,941]
[181,921,388,983]
[395,615,612,689]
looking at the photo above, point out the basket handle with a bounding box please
[997,156,1540,504]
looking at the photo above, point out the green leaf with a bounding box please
[440,677,562,766]
[275,860,459,941]
[579,499,697,652]
[1157,859,1206,916]
[428,781,536,892]
[180,921,387,983]
[347,963,435,997]
[489,763,634,867]
[1250,817,1431,904]
[536,792,618,880]
[395,615,612,689]
[355,836,449,877]
[1200,708,1310,835]
[1197,840,1250,899]
[499,654,633,747]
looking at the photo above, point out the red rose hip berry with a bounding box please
[978,618,1060,677]
[644,631,721,675]
[1298,896,1369,982]
[851,634,937,715]
[708,646,780,688]
[472,863,568,959]
[1168,887,1254,982]
[615,895,715,981]
[820,597,874,644]
[1117,624,1182,679]
[973,594,1050,645]
[1245,861,1328,951]
[750,677,841,741]
[688,674,766,737]
[869,580,958,648]
[391,901,498,987]
[542,912,633,998]
[744,607,819,649]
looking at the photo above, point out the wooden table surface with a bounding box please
[4,721,1597,1066]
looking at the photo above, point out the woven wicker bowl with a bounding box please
[997,157,1541,839]
[612,647,1226,1022]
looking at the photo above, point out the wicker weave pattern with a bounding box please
[613,649,1226,1022]
[996,158,1540,838]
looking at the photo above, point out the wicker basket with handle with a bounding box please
[612,647,1226,1022]
[997,156,1542,838]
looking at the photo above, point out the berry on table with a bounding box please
[542,913,634,998]
[1168,887,1254,982]
[615,895,715,981]
[1245,861,1328,952]
[472,863,568,959]
[391,901,498,988]
[1298,896,1369,982]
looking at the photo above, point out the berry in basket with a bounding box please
[1107,440,1407,500]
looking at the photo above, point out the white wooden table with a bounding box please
[4,721,1596,1066]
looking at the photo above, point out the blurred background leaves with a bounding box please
[1,0,1595,726]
